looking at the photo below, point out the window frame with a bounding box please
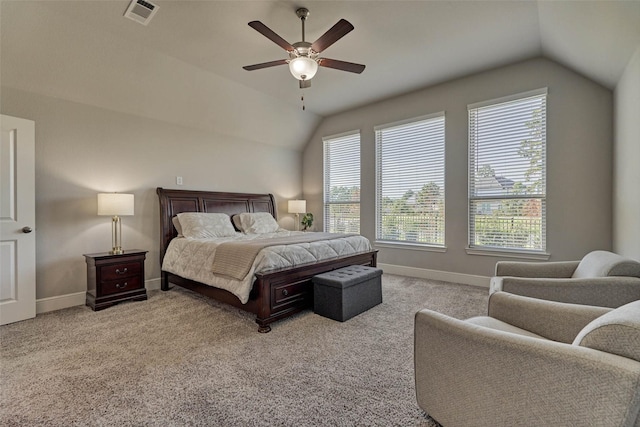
[374,112,446,250]
[323,130,361,234]
[467,88,549,259]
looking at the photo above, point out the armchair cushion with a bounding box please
[487,292,610,343]
[572,250,640,279]
[491,276,640,308]
[573,300,640,362]
[466,316,546,339]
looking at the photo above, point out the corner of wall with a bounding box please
[613,45,640,261]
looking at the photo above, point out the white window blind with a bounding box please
[375,113,445,246]
[323,131,360,234]
[468,89,547,252]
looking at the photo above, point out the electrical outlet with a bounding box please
[176,176,183,185]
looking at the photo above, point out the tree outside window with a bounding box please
[468,89,547,252]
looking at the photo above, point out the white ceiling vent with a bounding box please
[124,0,158,26]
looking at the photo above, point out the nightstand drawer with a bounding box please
[101,276,143,296]
[100,262,141,280]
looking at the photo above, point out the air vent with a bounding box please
[124,0,158,26]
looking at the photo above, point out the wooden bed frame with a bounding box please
[157,187,377,333]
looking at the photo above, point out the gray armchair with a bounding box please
[490,250,640,308]
[414,292,640,427]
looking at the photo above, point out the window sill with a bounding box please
[465,247,551,260]
[375,241,447,253]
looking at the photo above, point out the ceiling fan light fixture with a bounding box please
[289,56,318,81]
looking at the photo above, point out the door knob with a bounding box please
[22,226,33,233]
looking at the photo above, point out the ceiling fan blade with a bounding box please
[243,59,288,71]
[318,58,365,74]
[248,21,294,52]
[311,19,354,53]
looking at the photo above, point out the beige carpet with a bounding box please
[0,274,488,426]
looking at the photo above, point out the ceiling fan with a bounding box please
[243,8,365,89]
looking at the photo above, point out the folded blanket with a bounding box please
[212,233,354,280]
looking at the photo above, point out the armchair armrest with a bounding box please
[487,292,610,343]
[495,260,579,278]
[490,276,640,308]
[414,309,640,427]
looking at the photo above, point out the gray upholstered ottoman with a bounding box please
[312,265,383,322]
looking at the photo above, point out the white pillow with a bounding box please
[172,216,183,237]
[231,214,243,231]
[234,212,280,234]
[176,212,237,238]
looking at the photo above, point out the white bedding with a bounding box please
[161,231,372,304]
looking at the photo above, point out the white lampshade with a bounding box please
[97,193,134,216]
[288,200,307,214]
[289,57,318,81]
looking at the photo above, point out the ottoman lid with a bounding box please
[312,265,382,289]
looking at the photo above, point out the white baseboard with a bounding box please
[378,263,490,288]
[36,291,86,314]
[146,277,162,290]
[36,278,163,314]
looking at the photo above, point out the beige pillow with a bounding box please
[573,300,640,362]
[176,212,237,238]
[234,212,280,234]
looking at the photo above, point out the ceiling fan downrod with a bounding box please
[296,8,310,43]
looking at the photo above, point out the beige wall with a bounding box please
[1,87,302,300]
[613,46,640,261]
[303,58,614,277]
[1,54,625,302]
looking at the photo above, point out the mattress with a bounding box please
[161,230,372,304]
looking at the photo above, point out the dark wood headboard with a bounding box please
[156,187,276,264]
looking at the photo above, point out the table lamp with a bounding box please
[288,200,306,231]
[98,193,134,254]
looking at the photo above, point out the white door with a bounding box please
[0,115,36,325]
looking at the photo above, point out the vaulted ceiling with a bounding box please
[2,1,639,151]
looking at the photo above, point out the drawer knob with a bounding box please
[116,268,128,275]
[116,282,128,289]
[282,289,289,296]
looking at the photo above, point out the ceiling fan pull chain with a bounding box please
[301,95,305,111]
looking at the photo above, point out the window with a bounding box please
[323,131,360,233]
[468,88,547,253]
[375,113,445,246]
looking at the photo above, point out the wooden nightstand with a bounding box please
[84,250,148,311]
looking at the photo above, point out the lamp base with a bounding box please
[111,216,124,255]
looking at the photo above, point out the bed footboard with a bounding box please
[161,250,377,333]
[253,250,378,332]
